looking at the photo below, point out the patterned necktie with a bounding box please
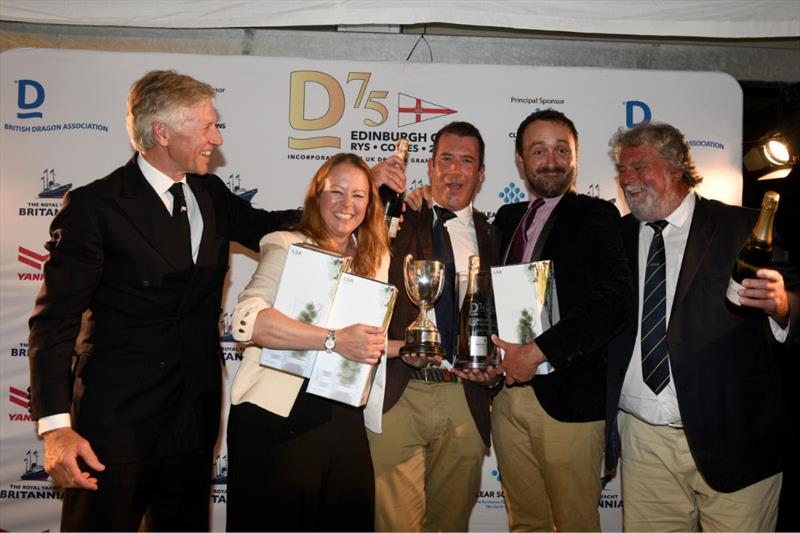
[432,206,458,362]
[641,220,669,394]
[506,198,545,264]
[168,182,193,266]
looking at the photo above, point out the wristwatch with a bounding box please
[324,329,336,353]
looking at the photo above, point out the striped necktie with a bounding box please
[641,220,669,394]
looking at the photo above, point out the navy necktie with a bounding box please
[641,220,669,394]
[432,206,458,362]
[169,182,193,266]
[506,198,545,264]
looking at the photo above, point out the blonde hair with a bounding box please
[298,153,389,277]
[126,70,216,152]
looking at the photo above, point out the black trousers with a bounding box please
[60,446,212,532]
[226,394,375,532]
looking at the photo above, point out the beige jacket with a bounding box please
[230,230,390,432]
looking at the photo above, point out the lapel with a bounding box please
[671,195,717,319]
[186,174,218,265]
[531,190,574,262]
[614,213,642,365]
[416,204,435,259]
[473,209,496,266]
[621,214,641,306]
[500,202,529,264]
[115,157,190,271]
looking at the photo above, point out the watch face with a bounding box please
[324,331,335,350]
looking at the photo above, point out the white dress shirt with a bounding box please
[619,192,695,426]
[431,201,480,314]
[619,192,790,427]
[138,154,204,263]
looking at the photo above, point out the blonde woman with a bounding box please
[225,153,390,531]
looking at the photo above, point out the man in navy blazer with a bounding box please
[27,70,301,531]
[461,109,632,531]
[606,122,799,531]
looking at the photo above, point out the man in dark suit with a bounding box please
[27,70,301,531]
[459,109,632,531]
[606,122,799,531]
[367,121,500,531]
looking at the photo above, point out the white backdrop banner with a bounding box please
[0,47,741,532]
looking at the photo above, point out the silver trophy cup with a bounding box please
[399,254,446,358]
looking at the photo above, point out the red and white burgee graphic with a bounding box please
[397,93,457,127]
[18,246,49,270]
[9,386,30,409]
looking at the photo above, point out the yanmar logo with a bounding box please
[9,386,32,422]
[17,246,48,281]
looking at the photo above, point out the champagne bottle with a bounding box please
[456,255,493,369]
[726,191,780,306]
[379,139,408,239]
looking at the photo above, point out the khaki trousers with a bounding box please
[492,386,605,532]
[619,411,781,532]
[367,380,486,532]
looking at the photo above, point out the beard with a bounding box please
[526,165,576,198]
[623,185,684,222]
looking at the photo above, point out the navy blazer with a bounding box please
[605,195,800,492]
[28,157,298,462]
[494,191,633,422]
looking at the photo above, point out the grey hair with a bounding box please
[609,122,703,187]
[126,70,216,152]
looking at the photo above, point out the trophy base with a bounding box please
[400,327,444,358]
[399,341,445,358]
[454,358,495,370]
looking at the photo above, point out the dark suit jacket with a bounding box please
[605,195,800,492]
[494,191,632,422]
[28,157,298,463]
[384,204,501,446]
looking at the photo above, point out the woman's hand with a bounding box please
[335,324,386,365]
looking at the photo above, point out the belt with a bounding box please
[409,367,459,383]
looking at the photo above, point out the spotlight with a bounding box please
[763,139,790,166]
[744,133,795,180]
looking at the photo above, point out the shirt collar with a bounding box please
[662,191,695,230]
[138,153,186,196]
[432,201,474,227]
[530,192,564,210]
